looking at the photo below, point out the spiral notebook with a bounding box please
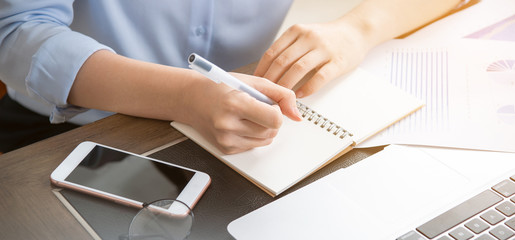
[171,68,423,196]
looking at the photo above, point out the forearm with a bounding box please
[68,50,204,123]
[336,0,462,51]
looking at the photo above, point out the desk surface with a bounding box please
[0,63,382,239]
[0,114,183,239]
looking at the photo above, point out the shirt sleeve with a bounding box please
[0,0,114,123]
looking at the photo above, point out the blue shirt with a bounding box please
[0,0,292,125]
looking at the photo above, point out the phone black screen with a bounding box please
[65,145,195,204]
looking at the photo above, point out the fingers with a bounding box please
[261,41,308,85]
[196,73,304,154]
[245,75,301,121]
[254,23,354,98]
[276,50,327,90]
[212,112,279,142]
[257,47,339,99]
[225,90,284,129]
[255,24,332,94]
[213,134,274,155]
[295,61,341,97]
[254,26,299,78]
[210,91,283,154]
[212,114,279,154]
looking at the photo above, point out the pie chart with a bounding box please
[486,59,515,85]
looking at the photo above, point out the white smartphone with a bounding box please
[50,141,211,211]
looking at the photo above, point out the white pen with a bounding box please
[188,53,276,105]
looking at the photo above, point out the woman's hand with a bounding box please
[255,0,462,98]
[254,20,371,98]
[184,72,301,154]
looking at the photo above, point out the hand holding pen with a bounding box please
[187,53,301,154]
[189,53,301,121]
[189,53,276,105]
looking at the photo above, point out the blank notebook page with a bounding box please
[301,69,424,144]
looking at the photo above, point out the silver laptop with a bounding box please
[227,145,515,240]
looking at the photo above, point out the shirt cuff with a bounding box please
[25,31,114,123]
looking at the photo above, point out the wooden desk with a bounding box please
[0,63,382,239]
[0,114,184,239]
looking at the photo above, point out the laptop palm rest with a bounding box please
[228,145,470,239]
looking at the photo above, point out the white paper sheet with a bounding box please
[359,39,515,152]
[358,0,515,152]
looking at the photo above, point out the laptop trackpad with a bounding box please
[326,145,470,233]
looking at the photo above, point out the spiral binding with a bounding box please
[296,101,353,139]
